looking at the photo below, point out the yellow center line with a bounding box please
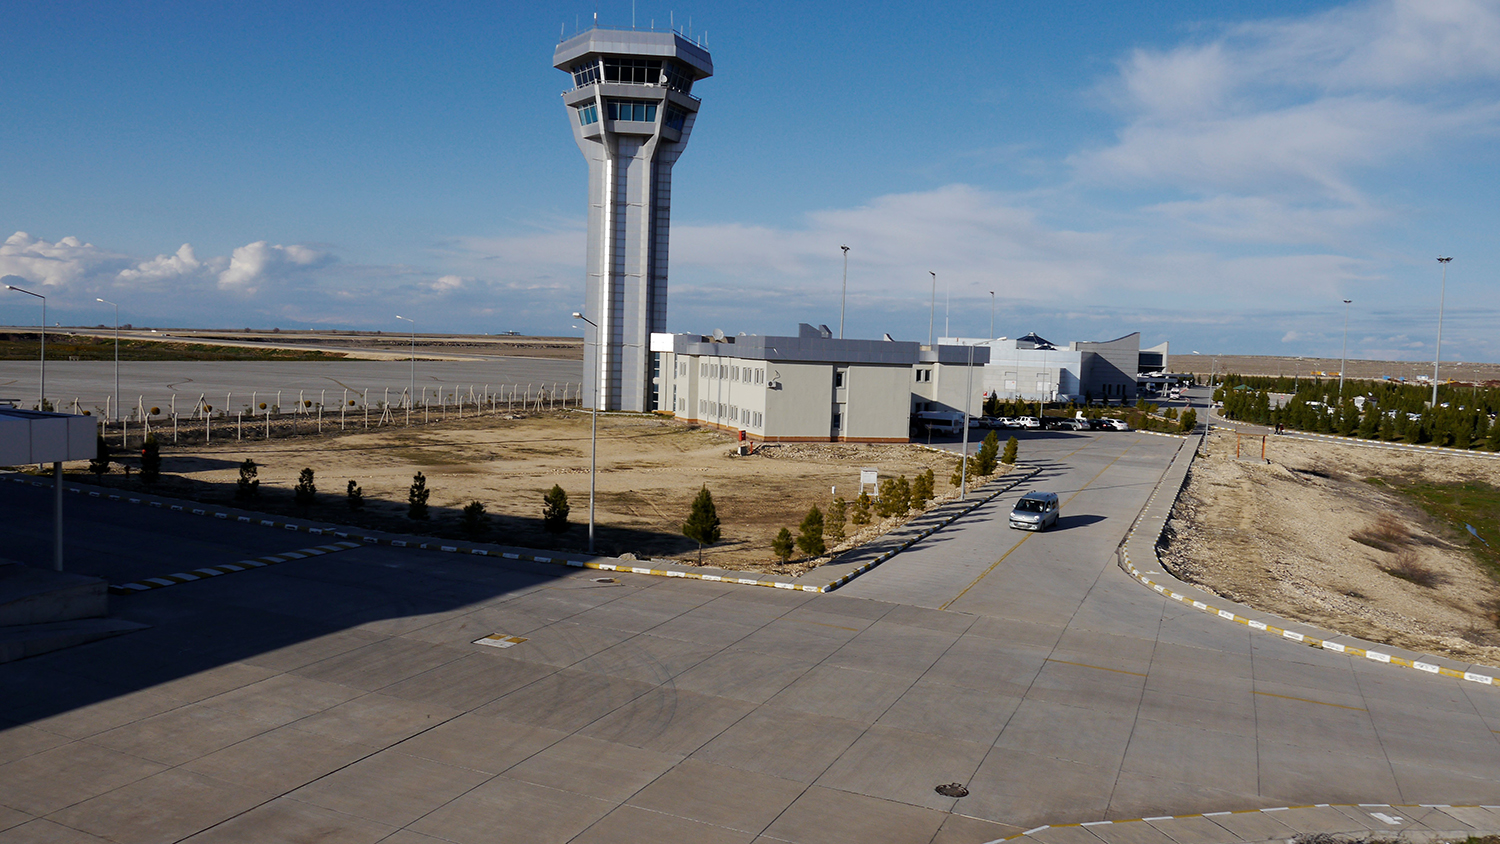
[940,441,1140,611]
[1046,657,1147,677]
[1253,690,1367,712]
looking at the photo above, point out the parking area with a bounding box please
[4,430,1500,842]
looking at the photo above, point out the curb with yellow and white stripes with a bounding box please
[990,802,1500,843]
[1116,436,1499,689]
[7,468,1036,597]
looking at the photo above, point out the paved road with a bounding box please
[3,429,1500,843]
[0,360,581,415]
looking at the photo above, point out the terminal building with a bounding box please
[651,325,989,443]
[944,332,1169,405]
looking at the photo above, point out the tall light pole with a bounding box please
[6,285,45,409]
[1338,298,1352,402]
[838,245,849,339]
[928,271,936,347]
[1433,256,1452,408]
[395,315,415,425]
[988,291,995,340]
[96,298,120,425]
[572,312,599,553]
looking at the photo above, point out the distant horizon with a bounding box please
[4,1,1496,364]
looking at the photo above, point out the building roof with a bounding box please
[553,28,714,78]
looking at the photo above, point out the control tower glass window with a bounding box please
[661,61,695,94]
[571,60,601,88]
[603,57,661,84]
[607,99,657,122]
[576,103,599,125]
[664,105,687,131]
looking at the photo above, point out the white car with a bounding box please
[1016,416,1041,429]
[1102,419,1129,431]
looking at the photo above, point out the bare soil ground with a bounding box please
[91,412,1002,576]
[1160,429,1500,668]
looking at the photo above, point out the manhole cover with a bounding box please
[934,783,969,798]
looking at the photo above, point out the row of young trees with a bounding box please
[1216,375,1500,450]
[768,432,1021,563]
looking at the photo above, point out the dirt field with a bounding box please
[1161,429,1500,668]
[105,412,1002,575]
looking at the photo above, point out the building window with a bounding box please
[576,103,599,126]
[753,411,762,428]
[661,61,694,94]
[602,57,660,84]
[571,60,601,88]
[915,368,932,383]
[607,99,657,122]
[834,369,846,389]
[664,105,688,131]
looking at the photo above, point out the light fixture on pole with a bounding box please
[928,271,936,347]
[838,245,849,340]
[395,315,415,425]
[6,284,45,409]
[1338,298,1352,402]
[96,298,120,426]
[988,291,995,340]
[1433,256,1452,408]
[572,311,599,554]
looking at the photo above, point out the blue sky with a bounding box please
[3,0,1497,363]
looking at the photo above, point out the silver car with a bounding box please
[1009,491,1060,531]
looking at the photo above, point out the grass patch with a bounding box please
[1375,475,1500,579]
[0,333,346,361]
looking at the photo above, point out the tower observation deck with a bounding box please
[554,29,713,412]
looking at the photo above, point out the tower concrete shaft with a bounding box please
[555,29,712,412]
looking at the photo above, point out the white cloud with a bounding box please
[218,241,332,293]
[0,231,127,289]
[118,243,222,284]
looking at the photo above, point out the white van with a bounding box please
[914,411,964,435]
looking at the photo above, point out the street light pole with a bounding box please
[928,271,936,347]
[988,291,995,339]
[838,245,849,340]
[6,285,45,409]
[572,312,599,554]
[1338,298,1352,402]
[1433,257,1451,408]
[395,315,415,425]
[96,298,120,427]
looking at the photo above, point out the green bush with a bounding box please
[771,527,794,562]
[294,468,316,508]
[876,476,910,517]
[461,500,487,534]
[235,459,259,500]
[826,497,847,544]
[1001,436,1019,465]
[542,484,570,533]
[1179,409,1198,432]
[682,486,721,563]
[346,479,363,510]
[975,431,1000,476]
[89,436,110,478]
[796,505,826,557]
[911,468,934,507]
[408,471,430,519]
[851,491,873,525]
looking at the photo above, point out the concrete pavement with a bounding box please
[3,427,1500,842]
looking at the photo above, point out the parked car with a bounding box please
[1009,491,1060,531]
[1055,418,1088,431]
[1102,419,1129,431]
[1016,416,1041,429]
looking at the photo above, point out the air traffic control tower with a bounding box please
[554,28,713,412]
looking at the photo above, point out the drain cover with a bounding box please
[934,783,969,798]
